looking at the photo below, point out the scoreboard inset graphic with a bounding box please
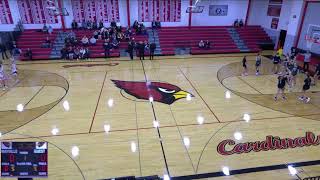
[1,142,48,177]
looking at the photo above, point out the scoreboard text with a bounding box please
[1,142,48,177]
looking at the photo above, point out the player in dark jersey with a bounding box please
[274,74,288,101]
[299,73,312,103]
[313,63,320,86]
[273,53,281,74]
[242,56,248,76]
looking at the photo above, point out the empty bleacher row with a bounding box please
[16,26,273,60]
[17,30,58,60]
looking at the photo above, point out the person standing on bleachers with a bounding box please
[71,20,78,30]
[0,44,8,60]
[98,20,104,29]
[239,19,244,27]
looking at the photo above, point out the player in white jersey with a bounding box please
[0,62,7,90]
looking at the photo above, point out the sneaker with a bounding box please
[2,88,5,91]
[274,96,277,101]
[256,72,259,76]
[298,96,304,101]
[282,96,287,100]
[305,97,311,103]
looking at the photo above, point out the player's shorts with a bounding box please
[303,85,310,91]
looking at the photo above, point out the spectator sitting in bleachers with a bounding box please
[79,47,86,59]
[239,19,244,27]
[198,40,205,48]
[89,36,96,45]
[81,36,89,46]
[133,20,139,30]
[74,47,80,60]
[41,37,51,48]
[98,20,104,29]
[137,23,146,35]
[233,19,239,27]
[71,20,78,30]
[81,20,87,29]
[116,32,124,41]
[87,20,93,29]
[111,21,117,28]
[204,40,211,49]
[93,30,99,39]
[24,48,33,60]
[152,21,161,29]
[42,24,48,33]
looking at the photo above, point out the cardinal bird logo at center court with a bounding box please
[112,80,194,105]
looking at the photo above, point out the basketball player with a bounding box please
[0,62,7,90]
[273,53,281,74]
[274,73,288,101]
[255,53,262,75]
[313,63,320,86]
[11,60,17,77]
[242,56,248,76]
[290,63,298,86]
[298,73,312,103]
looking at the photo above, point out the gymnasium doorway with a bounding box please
[278,29,287,49]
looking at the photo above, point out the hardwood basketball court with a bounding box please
[0,53,319,180]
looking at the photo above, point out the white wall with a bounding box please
[129,0,189,27]
[192,0,249,26]
[248,0,292,31]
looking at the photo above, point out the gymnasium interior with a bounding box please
[0,0,320,180]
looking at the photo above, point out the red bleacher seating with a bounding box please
[235,26,272,52]
[158,26,240,55]
[71,29,148,58]
[17,30,58,60]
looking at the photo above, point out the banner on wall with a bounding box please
[0,0,13,24]
[17,0,59,24]
[267,5,281,17]
[138,0,181,22]
[71,0,120,23]
[209,5,228,16]
[271,17,279,29]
